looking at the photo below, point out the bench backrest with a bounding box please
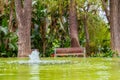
[55,48,85,53]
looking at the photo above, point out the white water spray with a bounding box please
[28,49,41,63]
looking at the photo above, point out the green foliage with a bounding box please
[77,0,110,56]
[0,26,18,57]
[32,0,70,57]
[0,1,18,57]
[91,49,117,57]
[88,15,110,54]
[0,0,113,57]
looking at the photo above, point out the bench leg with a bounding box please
[83,48,86,57]
[54,48,57,57]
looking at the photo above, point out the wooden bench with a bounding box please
[54,47,86,57]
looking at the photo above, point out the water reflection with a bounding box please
[96,71,111,80]
[29,64,40,80]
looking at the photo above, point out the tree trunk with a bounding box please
[0,1,4,14]
[117,0,120,55]
[15,0,32,57]
[83,14,90,55]
[9,0,14,32]
[40,18,47,57]
[101,0,110,23]
[5,0,14,49]
[110,0,120,55]
[69,0,80,47]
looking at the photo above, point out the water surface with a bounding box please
[0,58,120,80]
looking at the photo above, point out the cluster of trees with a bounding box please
[0,0,119,57]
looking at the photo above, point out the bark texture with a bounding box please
[9,0,14,32]
[101,0,110,23]
[40,18,47,57]
[69,0,80,47]
[110,0,120,55]
[0,1,4,14]
[15,0,32,57]
[83,14,90,55]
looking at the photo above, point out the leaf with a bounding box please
[0,26,8,35]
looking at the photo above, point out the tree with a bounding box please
[8,0,15,32]
[15,0,32,57]
[83,5,90,55]
[103,0,120,55]
[0,0,4,14]
[69,0,80,47]
[101,0,110,23]
[101,0,120,55]
[110,0,120,56]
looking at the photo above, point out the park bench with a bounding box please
[54,47,86,57]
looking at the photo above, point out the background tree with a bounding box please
[77,0,110,56]
[101,0,110,23]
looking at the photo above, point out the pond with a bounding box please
[0,58,120,80]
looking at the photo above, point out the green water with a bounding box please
[0,58,120,80]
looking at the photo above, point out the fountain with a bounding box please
[29,49,40,60]
[28,49,41,63]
